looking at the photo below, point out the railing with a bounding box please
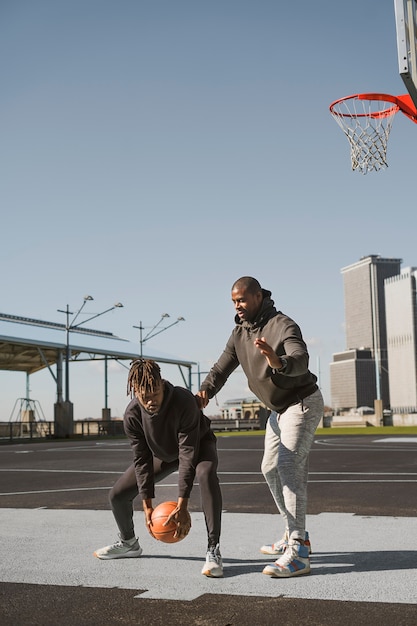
[0,421,54,441]
[209,419,261,431]
[0,418,262,443]
[75,420,125,437]
[0,420,125,442]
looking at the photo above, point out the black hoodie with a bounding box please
[124,381,212,499]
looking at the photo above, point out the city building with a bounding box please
[330,255,402,413]
[385,267,417,413]
[220,396,269,428]
[330,348,376,410]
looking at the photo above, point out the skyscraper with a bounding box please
[330,255,402,411]
[385,268,417,413]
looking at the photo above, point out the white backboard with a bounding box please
[395,0,417,107]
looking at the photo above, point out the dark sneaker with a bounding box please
[93,536,143,560]
[201,544,223,577]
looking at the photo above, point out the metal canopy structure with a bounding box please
[0,334,71,374]
[0,331,195,376]
[0,314,196,417]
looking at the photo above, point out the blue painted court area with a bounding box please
[1,508,416,604]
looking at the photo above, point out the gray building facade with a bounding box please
[385,268,417,413]
[330,255,402,411]
[330,349,376,410]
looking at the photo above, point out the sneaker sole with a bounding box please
[201,568,224,577]
[93,549,143,560]
[262,565,310,578]
[260,544,312,556]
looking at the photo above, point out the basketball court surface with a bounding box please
[2,3,417,623]
[1,433,416,625]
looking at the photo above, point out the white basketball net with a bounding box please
[330,96,400,174]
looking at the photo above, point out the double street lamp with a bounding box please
[58,296,123,403]
[133,314,185,357]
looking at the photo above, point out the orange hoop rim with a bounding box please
[329,92,417,123]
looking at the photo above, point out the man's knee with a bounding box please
[109,483,130,506]
[196,460,217,484]
[261,455,276,477]
[109,486,119,506]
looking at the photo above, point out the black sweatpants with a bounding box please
[109,432,222,547]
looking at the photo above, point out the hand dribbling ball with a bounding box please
[150,501,190,544]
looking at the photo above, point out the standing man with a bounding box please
[196,277,323,578]
[94,359,223,578]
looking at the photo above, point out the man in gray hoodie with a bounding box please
[196,276,323,578]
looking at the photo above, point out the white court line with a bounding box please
[0,469,266,475]
[0,487,113,496]
[40,446,265,452]
[43,447,131,453]
[374,437,417,443]
[2,477,417,496]
[1,469,416,476]
[310,471,417,476]
[307,479,417,482]
[0,469,124,474]
[314,438,417,447]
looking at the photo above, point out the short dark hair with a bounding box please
[231,276,262,294]
[127,359,162,397]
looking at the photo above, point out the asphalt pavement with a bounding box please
[0,433,416,625]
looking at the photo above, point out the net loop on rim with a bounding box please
[329,93,401,174]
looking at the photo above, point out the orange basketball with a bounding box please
[150,501,190,544]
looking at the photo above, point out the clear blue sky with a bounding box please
[1,0,416,420]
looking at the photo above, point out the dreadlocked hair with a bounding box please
[127,359,162,397]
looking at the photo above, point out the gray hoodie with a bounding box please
[200,289,318,412]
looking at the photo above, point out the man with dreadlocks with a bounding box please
[94,359,223,577]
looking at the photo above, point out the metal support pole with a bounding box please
[370,265,381,401]
[56,350,63,403]
[104,355,108,409]
[64,305,71,402]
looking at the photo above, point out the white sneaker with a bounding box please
[260,530,289,555]
[94,536,143,560]
[260,530,311,556]
[262,540,310,577]
[201,544,223,577]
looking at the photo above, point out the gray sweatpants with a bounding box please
[261,388,324,542]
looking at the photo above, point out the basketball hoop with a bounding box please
[329,92,417,174]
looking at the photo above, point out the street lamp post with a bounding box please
[133,314,185,357]
[58,296,123,403]
[55,296,123,436]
